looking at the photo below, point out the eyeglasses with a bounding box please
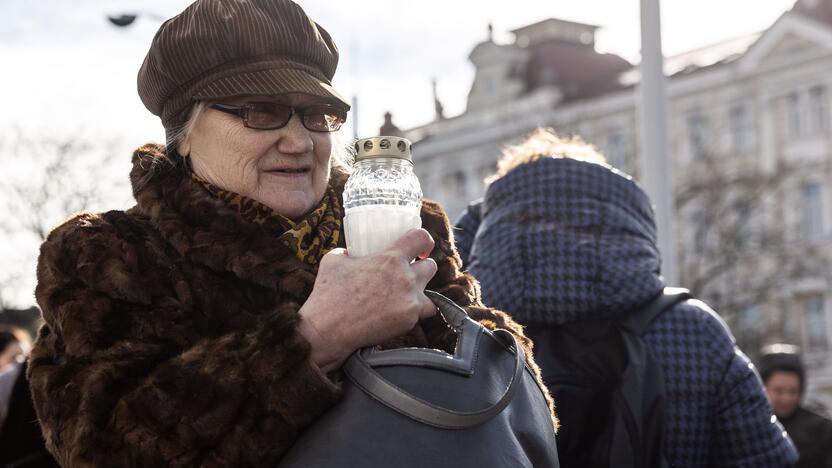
[210,102,347,132]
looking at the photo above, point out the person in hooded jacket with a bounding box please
[454,128,798,467]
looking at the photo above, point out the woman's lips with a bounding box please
[264,167,311,177]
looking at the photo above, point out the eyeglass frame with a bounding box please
[209,101,348,132]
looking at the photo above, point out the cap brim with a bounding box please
[193,67,350,110]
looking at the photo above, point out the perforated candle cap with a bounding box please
[354,136,413,162]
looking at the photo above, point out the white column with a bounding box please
[638,0,678,285]
[760,94,777,173]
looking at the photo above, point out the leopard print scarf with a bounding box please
[192,174,342,267]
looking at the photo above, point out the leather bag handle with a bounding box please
[342,291,526,429]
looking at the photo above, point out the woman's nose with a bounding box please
[275,115,314,155]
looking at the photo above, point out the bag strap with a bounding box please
[360,291,482,376]
[342,292,526,430]
[625,287,691,335]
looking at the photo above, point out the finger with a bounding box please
[417,293,438,320]
[320,247,348,267]
[325,247,348,258]
[410,257,438,288]
[389,228,435,261]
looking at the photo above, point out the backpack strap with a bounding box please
[625,287,692,335]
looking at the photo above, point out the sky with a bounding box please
[1,0,798,142]
[0,0,800,306]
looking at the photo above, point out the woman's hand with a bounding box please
[298,229,438,372]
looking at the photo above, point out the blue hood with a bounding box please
[454,157,665,327]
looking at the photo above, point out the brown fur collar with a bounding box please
[127,143,492,352]
[128,143,481,310]
[129,143,344,299]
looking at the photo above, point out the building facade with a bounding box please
[397,0,832,409]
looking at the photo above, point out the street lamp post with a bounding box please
[638,0,678,285]
[107,12,166,28]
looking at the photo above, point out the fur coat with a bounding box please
[0,361,59,467]
[28,143,550,467]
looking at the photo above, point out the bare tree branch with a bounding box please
[674,150,823,351]
[0,131,130,308]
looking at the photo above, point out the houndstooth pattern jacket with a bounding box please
[454,157,798,468]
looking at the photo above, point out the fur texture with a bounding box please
[29,143,553,467]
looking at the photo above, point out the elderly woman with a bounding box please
[27,0,549,466]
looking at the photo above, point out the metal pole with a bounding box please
[638,0,678,285]
[352,95,359,140]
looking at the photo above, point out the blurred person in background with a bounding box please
[760,344,832,468]
[0,326,57,467]
[0,325,29,426]
[454,128,797,467]
[0,326,26,370]
[26,0,550,466]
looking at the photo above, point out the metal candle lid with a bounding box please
[354,136,413,162]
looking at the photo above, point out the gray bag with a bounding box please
[279,291,559,468]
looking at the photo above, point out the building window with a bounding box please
[803,182,824,242]
[806,296,828,351]
[687,112,710,159]
[737,204,753,249]
[606,133,628,171]
[539,66,557,86]
[809,85,827,134]
[482,77,494,96]
[509,62,525,79]
[693,209,709,253]
[788,92,802,139]
[738,304,761,332]
[784,304,801,343]
[787,86,827,139]
[444,170,467,198]
[729,104,752,152]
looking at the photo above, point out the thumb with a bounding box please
[320,247,349,268]
[326,247,348,258]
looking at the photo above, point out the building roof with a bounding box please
[404,0,829,135]
[664,32,761,77]
[511,18,601,34]
[524,37,632,101]
[792,0,832,26]
[518,0,832,101]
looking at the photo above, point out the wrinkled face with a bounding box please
[180,94,335,219]
[764,371,802,418]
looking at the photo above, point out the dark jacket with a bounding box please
[454,157,798,467]
[29,143,547,467]
[781,407,832,468]
[0,361,58,468]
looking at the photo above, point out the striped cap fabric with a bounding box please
[137,0,349,139]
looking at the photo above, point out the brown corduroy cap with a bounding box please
[137,0,349,142]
